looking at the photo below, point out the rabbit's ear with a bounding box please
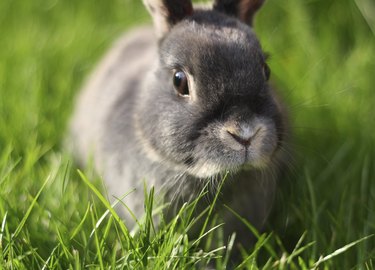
[213,0,265,26]
[143,0,193,38]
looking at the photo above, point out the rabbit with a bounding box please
[70,0,287,250]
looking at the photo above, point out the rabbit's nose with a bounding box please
[226,126,261,147]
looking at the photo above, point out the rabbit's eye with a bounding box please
[263,63,271,81]
[173,70,189,97]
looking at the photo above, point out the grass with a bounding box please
[0,0,374,268]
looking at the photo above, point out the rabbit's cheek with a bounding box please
[246,125,279,168]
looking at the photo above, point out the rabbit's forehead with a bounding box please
[192,22,252,44]
[171,19,259,47]
[161,22,263,68]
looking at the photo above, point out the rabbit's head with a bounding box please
[136,0,284,178]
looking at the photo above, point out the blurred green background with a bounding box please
[0,0,374,268]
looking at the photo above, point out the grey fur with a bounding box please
[70,0,286,248]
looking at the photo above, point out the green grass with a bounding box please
[0,0,374,269]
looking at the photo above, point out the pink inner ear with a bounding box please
[143,0,194,38]
[181,0,193,16]
[213,0,265,26]
[239,0,265,25]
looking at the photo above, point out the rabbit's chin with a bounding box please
[185,151,274,179]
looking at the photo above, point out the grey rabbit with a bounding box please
[70,0,287,249]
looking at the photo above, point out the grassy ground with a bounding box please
[0,0,374,269]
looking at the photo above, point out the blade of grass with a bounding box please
[224,204,278,259]
[70,202,91,240]
[77,170,136,252]
[90,204,104,270]
[312,234,374,269]
[0,211,7,263]
[234,233,273,270]
[55,226,73,261]
[191,223,225,248]
[73,248,81,270]
[287,231,315,264]
[197,173,228,245]
[12,175,50,239]
[41,244,60,270]
[0,211,7,246]
[222,233,236,270]
[305,169,318,259]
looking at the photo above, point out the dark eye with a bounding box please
[173,70,189,97]
[263,63,271,81]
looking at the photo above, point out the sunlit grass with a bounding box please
[0,0,374,268]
